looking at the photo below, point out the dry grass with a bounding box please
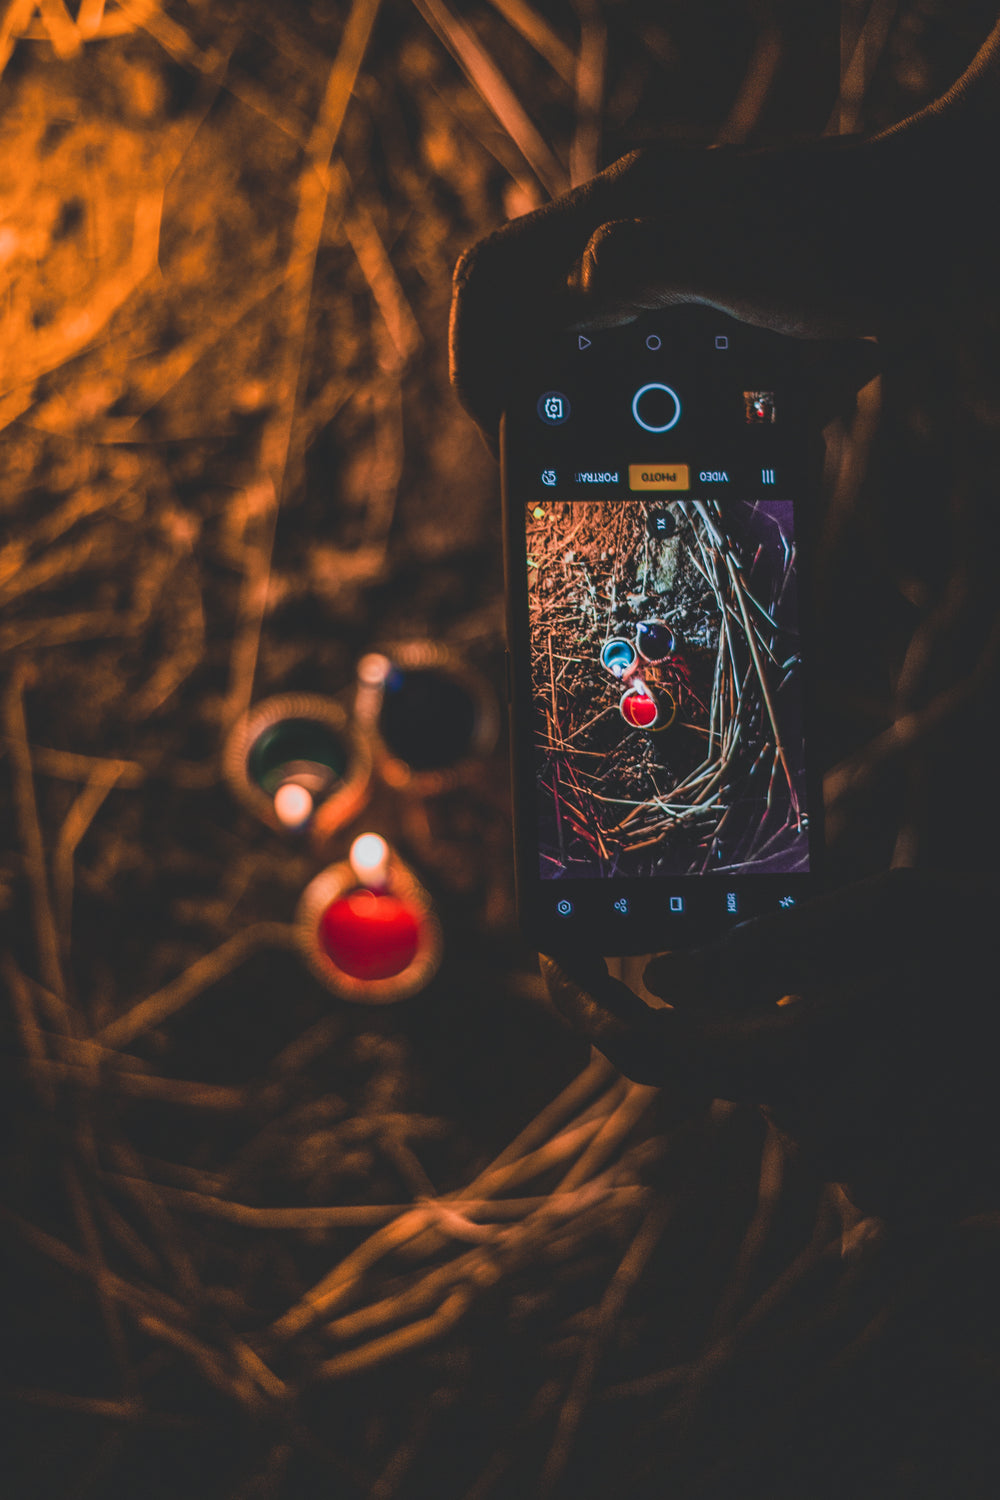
[3,3,999,1497]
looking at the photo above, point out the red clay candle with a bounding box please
[318,889,421,980]
[620,689,658,729]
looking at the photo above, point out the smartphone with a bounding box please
[502,307,829,955]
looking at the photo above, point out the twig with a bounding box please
[0,612,133,654]
[91,1187,165,1281]
[227,1337,289,1403]
[538,1196,673,1496]
[52,762,121,944]
[0,1386,192,1425]
[411,0,567,199]
[269,1096,629,1344]
[569,0,605,187]
[342,195,422,368]
[555,1082,658,1193]
[321,1240,486,1348]
[135,1313,263,1408]
[93,922,298,1050]
[1,1207,190,1330]
[102,1139,205,1303]
[724,551,799,818]
[110,1179,415,1230]
[378,1125,438,1199]
[314,1286,472,1381]
[824,609,1000,812]
[369,1383,460,1500]
[18,744,145,787]
[318,1184,648,1349]
[19,1059,250,1109]
[462,1378,564,1500]
[62,1164,133,1388]
[467,1052,617,1184]
[4,662,65,999]
[270,1205,446,1340]
[3,952,55,1106]
[715,15,782,144]
[225,0,384,724]
[485,0,576,84]
[706,1123,785,1339]
[825,0,900,136]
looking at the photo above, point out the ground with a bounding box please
[3,3,1000,1498]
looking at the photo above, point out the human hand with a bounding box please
[542,870,1000,1222]
[450,17,1000,449]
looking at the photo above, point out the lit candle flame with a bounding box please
[274,782,314,828]
[357,652,392,687]
[349,832,390,887]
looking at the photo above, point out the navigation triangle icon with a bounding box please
[578,335,592,350]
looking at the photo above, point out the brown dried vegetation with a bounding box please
[3,3,1000,1499]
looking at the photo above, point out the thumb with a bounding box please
[540,953,677,1087]
[569,217,702,322]
[569,208,877,341]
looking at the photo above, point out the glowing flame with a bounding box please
[274,783,314,828]
[349,832,390,886]
[357,652,392,687]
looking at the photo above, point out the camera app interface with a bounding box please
[526,495,810,880]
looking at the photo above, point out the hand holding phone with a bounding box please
[542,869,1000,1221]
[450,15,1000,454]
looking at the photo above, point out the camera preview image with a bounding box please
[526,497,810,879]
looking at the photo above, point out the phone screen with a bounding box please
[503,311,824,953]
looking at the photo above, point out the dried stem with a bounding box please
[94,922,298,1050]
[538,1196,672,1495]
[4,662,65,999]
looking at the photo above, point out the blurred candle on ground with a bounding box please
[378,667,477,770]
[273,782,314,828]
[318,889,421,980]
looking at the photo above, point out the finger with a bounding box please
[569,217,700,315]
[450,136,878,444]
[541,953,837,1106]
[540,952,686,1087]
[449,147,705,439]
[569,168,880,343]
[450,14,1000,448]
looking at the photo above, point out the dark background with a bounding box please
[3,3,1000,1497]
